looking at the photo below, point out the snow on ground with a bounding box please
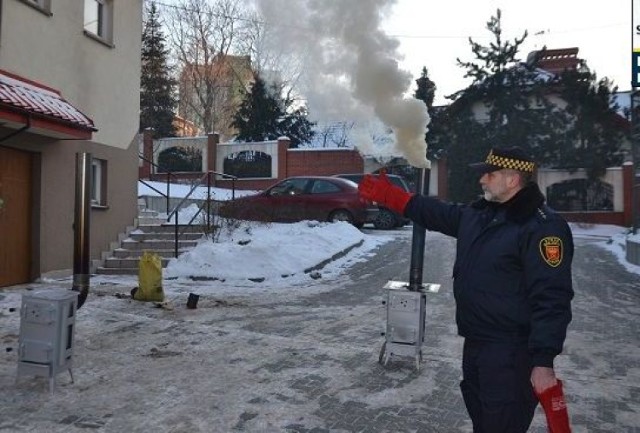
[165,220,385,282]
[82,221,639,304]
[86,219,398,299]
[577,223,640,275]
[131,182,640,297]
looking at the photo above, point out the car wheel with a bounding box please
[374,209,397,230]
[328,209,354,225]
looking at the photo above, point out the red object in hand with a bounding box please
[358,170,413,214]
[535,379,572,433]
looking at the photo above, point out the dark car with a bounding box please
[334,173,411,230]
[219,176,378,228]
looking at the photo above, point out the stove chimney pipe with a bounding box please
[408,168,428,291]
[72,152,91,308]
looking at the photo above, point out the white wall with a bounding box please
[537,167,624,211]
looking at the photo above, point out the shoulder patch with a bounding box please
[539,236,563,267]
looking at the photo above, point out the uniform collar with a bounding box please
[471,183,545,223]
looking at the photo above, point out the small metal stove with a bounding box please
[17,289,77,393]
[378,167,440,370]
[379,281,439,370]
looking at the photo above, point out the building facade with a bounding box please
[178,55,254,139]
[0,0,143,286]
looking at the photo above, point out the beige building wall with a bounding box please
[0,0,143,277]
[0,0,142,149]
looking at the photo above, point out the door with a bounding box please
[0,147,32,287]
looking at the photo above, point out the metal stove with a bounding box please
[379,281,440,370]
[16,289,77,393]
[378,167,440,370]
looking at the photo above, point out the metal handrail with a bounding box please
[139,153,238,257]
[138,153,179,215]
[165,170,238,257]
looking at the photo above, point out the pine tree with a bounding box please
[556,70,626,179]
[439,9,568,202]
[414,67,443,162]
[414,67,436,110]
[232,75,315,147]
[140,2,177,138]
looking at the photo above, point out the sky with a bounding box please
[382,0,631,105]
[157,0,631,105]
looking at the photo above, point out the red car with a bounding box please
[219,176,378,227]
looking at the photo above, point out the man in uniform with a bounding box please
[359,147,574,432]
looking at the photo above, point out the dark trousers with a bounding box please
[460,339,538,433]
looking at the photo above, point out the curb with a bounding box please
[304,239,365,274]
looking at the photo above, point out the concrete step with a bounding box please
[95,267,138,276]
[136,224,208,234]
[137,216,168,225]
[129,231,203,242]
[112,248,187,259]
[139,209,159,217]
[121,239,199,251]
[98,217,207,275]
[102,257,172,269]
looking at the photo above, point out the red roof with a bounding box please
[0,70,96,139]
[528,48,581,75]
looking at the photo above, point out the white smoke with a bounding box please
[254,0,431,168]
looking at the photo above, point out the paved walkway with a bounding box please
[0,230,638,432]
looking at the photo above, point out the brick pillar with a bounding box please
[139,129,154,179]
[623,162,633,226]
[207,132,219,185]
[277,136,290,181]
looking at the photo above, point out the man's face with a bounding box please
[479,169,516,203]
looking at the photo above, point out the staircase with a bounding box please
[95,209,206,275]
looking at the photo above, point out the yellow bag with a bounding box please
[134,251,164,302]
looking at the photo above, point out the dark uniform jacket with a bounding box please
[404,183,574,368]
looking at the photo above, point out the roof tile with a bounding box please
[0,71,96,130]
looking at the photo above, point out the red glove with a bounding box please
[535,379,572,433]
[358,170,413,214]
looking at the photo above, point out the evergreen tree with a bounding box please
[232,77,281,142]
[232,75,315,147]
[555,70,626,179]
[439,10,568,202]
[414,67,436,110]
[140,2,177,138]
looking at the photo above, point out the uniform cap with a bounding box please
[469,147,536,174]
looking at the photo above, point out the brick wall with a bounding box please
[286,149,364,177]
[211,147,364,191]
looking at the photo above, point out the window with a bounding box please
[19,0,52,15]
[84,0,113,44]
[311,180,341,194]
[271,179,309,196]
[91,158,107,206]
